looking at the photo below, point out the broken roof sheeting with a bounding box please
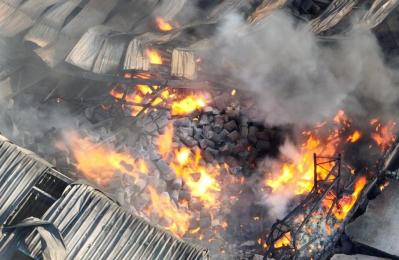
[24,0,84,48]
[0,135,49,224]
[23,184,208,260]
[0,134,208,259]
[35,0,118,67]
[171,49,197,80]
[309,0,358,34]
[362,0,399,29]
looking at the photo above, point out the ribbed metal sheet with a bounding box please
[0,134,208,260]
[24,184,209,260]
[0,135,49,223]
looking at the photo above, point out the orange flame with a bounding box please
[157,123,174,157]
[156,124,221,208]
[155,17,173,32]
[146,186,191,237]
[266,131,339,195]
[324,176,367,221]
[370,119,396,150]
[346,130,362,143]
[63,131,148,186]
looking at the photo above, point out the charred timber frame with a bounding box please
[266,154,342,259]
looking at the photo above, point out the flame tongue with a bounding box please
[146,49,163,65]
[156,17,174,32]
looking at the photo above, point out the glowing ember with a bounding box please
[63,131,148,186]
[155,17,173,31]
[274,232,291,248]
[171,95,207,116]
[146,48,163,65]
[146,186,191,237]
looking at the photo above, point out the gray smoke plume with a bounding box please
[205,10,399,126]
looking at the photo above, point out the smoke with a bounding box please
[205,10,399,126]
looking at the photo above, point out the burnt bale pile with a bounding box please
[175,103,286,176]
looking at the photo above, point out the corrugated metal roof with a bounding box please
[0,134,209,259]
[0,135,49,223]
[24,184,208,260]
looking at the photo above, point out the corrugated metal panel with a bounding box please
[0,0,58,37]
[24,184,209,260]
[0,135,49,223]
[24,0,84,48]
[171,49,197,80]
[361,0,399,29]
[123,39,150,71]
[309,0,358,34]
[0,134,52,258]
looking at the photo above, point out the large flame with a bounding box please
[64,131,148,186]
[171,95,207,116]
[265,130,341,195]
[146,186,191,237]
[157,123,221,208]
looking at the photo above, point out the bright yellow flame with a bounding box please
[274,232,291,248]
[156,17,173,31]
[171,95,207,116]
[146,49,162,65]
[347,130,362,143]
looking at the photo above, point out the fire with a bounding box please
[274,232,291,248]
[324,176,367,221]
[146,186,190,237]
[346,130,362,143]
[146,48,162,65]
[370,119,396,150]
[63,131,148,186]
[157,123,174,157]
[155,17,173,32]
[171,147,221,206]
[157,124,221,208]
[266,131,339,195]
[171,95,207,116]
